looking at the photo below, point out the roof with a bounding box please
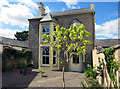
[40,13,60,23]
[94,39,120,53]
[95,39,120,47]
[51,8,95,17]
[0,36,28,48]
[28,8,95,20]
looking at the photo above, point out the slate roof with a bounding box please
[95,39,120,53]
[0,36,28,48]
[51,8,94,17]
[40,13,60,23]
[28,8,95,20]
[95,39,120,47]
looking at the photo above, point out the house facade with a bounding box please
[28,2,95,72]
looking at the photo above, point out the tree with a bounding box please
[42,24,91,88]
[14,31,28,41]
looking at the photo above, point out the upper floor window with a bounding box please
[53,26,56,41]
[41,24,50,42]
[70,18,82,28]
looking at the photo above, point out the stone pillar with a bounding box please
[0,45,2,89]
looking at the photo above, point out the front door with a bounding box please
[70,54,83,72]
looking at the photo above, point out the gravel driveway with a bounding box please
[2,69,85,87]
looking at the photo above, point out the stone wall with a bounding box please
[92,48,119,87]
[28,19,40,68]
[56,12,95,65]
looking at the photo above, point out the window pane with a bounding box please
[42,38,46,42]
[43,48,45,55]
[42,56,45,64]
[54,26,56,31]
[73,55,79,64]
[53,51,56,56]
[46,47,49,55]
[43,28,46,32]
[53,57,56,64]
[46,33,49,35]
[53,37,56,41]
[46,56,49,64]
[46,28,49,32]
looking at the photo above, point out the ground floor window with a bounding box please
[41,47,49,65]
[73,55,79,64]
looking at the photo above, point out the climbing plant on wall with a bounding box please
[102,47,119,88]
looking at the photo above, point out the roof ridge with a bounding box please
[50,7,91,14]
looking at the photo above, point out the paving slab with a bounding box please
[2,69,85,87]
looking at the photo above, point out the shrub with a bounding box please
[39,68,46,77]
[2,48,32,72]
[18,62,26,69]
[2,65,14,72]
[81,64,102,88]
[84,64,98,79]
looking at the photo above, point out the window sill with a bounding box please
[53,64,58,67]
[40,64,50,67]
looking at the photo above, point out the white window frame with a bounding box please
[41,24,50,43]
[41,46,50,66]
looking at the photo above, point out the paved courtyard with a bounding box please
[2,69,85,87]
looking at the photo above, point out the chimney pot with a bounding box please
[40,2,43,6]
[38,2,45,16]
[90,4,94,9]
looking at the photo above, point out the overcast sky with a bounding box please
[0,0,119,39]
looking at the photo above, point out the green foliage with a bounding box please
[84,64,98,79]
[42,24,91,63]
[102,47,119,88]
[24,49,32,63]
[3,48,32,62]
[18,62,26,69]
[97,58,103,77]
[14,31,28,41]
[2,65,14,72]
[39,68,46,76]
[2,48,32,71]
[81,78,102,88]
[82,64,103,88]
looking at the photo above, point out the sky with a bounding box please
[0,0,119,39]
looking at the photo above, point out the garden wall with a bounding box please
[92,47,119,87]
[2,47,32,72]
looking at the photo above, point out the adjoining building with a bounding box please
[0,36,28,53]
[28,2,95,72]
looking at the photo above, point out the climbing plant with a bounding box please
[102,47,119,88]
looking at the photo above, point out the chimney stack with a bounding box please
[38,2,45,16]
[90,4,94,9]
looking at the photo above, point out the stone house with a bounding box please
[28,2,95,72]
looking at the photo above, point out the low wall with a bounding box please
[93,48,119,87]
